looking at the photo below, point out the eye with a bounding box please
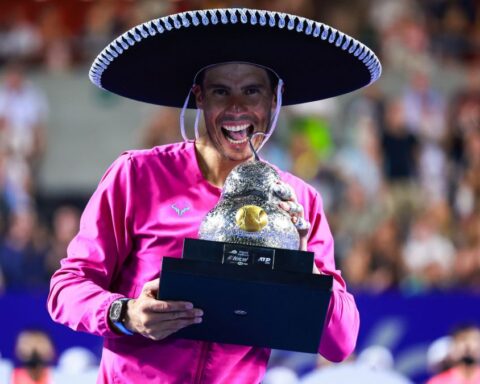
[244,87,260,96]
[212,88,228,96]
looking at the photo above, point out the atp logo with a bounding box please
[170,202,191,216]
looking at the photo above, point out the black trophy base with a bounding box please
[157,239,333,353]
[183,238,315,274]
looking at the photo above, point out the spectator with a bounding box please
[427,336,454,375]
[342,239,372,291]
[427,324,480,384]
[139,106,183,149]
[335,114,383,200]
[37,5,73,71]
[0,350,13,384]
[11,329,55,384]
[341,219,405,293]
[429,2,473,63]
[0,5,42,65]
[452,127,480,225]
[80,2,125,63]
[401,69,448,202]
[0,209,49,290]
[402,209,456,290]
[263,366,299,384]
[453,213,480,288]
[52,346,98,384]
[44,205,80,278]
[380,99,422,227]
[0,61,48,212]
[446,63,480,173]
[56,347,97,375]
[368,219,405,292]
[301,345,413,384]
[335,178,382,260]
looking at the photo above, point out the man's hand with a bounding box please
[124,278,203,340]
[272,181,311,251]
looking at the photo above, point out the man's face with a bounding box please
[450,328,480,365]
[193,63,276,162]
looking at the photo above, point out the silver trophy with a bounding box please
[199,159,300,250]
[185,136,311,271]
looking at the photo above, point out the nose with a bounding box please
[226,95,247,114]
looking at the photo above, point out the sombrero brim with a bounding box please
[89,8,381,108]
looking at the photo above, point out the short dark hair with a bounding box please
[450,323,480,338]
[195,65,279,91]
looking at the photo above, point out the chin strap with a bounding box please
[251,78,283,154]
[180,86,193,142]
[194,107,201,139]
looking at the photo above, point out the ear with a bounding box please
[192,84,204,109]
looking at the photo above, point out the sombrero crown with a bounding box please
[89,8,381,107]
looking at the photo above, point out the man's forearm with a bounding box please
[318,289,360,362]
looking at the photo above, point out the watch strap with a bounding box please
[114,320,134,336]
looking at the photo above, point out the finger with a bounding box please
[148,318,203,340]
[271,182,295,201]
[279,201,303,216]
[140,310,203,329]
[155,309,203,321]
[141,278,160,297]
[162,317,203,331]
[289,201,303,214]
[294,216,311,231]
[147,300,195,313]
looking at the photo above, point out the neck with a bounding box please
[194,138,253,188]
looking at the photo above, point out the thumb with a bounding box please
[140,278,160,298]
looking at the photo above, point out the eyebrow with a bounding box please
[206,83,230,90]
[205,83,267,90]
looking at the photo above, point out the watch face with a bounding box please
[110,300,123,322]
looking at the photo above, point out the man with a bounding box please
[11,329,55,384]
[48,8,381,383]
[0,61,48,212]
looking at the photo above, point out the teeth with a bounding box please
[222,124,250,132]
[226,136,249,144]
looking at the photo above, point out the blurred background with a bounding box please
[0,0,479,383]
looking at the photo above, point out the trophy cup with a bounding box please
[199,159,300,250]
[188,159,315,273]
[158,141,333,353]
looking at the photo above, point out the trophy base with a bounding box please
[183,238,315,274]
[158,239,333,353]
[159,257,332,353]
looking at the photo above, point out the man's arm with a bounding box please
[47,154,136,337]
[307,192,360,362]
[275,180,359,361]
[47,153,203,338]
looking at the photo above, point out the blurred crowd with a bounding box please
[0,328,99,383]
[262,323,480,383]
[0,1,479,383]
[1,323,479,383]
[0,0,480,296]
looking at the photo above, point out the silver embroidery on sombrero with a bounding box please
[89,8,382,90]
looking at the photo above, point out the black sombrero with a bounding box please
[89,8,381,108]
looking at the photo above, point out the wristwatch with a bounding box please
[109,298,134,335]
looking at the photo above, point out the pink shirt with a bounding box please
[48,141,359,384]
[427,367,480,384]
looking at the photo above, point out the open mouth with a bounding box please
[221,123,255,144]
